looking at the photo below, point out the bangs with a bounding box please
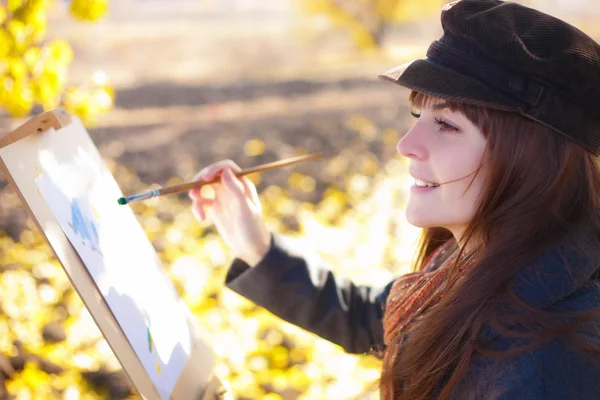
[408,90,490,133]
[409,91,453,109]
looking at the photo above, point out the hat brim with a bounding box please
[378,59,517,112]
[380,59,600,154]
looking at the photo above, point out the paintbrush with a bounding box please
[117,152,324,205]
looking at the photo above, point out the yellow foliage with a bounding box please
[0,0,112,123]
[301,0,443,49]
[0,88,413,400]
[70,0,108,22]
[243,138,266,157]
[48,39,74,66]
[387,0,445,23]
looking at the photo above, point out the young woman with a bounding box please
[189,1,600,398]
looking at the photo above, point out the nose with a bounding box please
[397,123,427,160]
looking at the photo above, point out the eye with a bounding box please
[434,117,459,133]
[410,108,421,118]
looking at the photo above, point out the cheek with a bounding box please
[405,160,487,227]
[443,159,487,214]
[444,178,484,216]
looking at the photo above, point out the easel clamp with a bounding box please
[0,107,72,149]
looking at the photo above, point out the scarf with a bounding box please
[381,240,480,398]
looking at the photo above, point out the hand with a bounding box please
[189,160,272,266]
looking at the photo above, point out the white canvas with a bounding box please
[34,126,191,400]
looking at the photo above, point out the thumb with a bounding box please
[221,168,245,197]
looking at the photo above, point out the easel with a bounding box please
[0,108,233,400]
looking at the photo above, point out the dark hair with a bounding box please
[380,90,600,399]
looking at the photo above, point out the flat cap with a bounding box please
[380,0,600,154]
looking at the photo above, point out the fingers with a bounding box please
[190,167,244,223]
[193,159,242,182]
[189,160,243,224]
[192,198,215,221]
[189,161,259,224]
[191,201,204,222]
[220,168,245,197]
[189,185,211,200]
[190,159,242,199]
[240,176,261,210]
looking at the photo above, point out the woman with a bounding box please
[189,1,600,398]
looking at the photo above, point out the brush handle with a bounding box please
[156,152,324,197]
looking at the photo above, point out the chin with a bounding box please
[405,212,437,228]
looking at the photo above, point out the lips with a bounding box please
[409,171,440,188]
[414,178,440,188]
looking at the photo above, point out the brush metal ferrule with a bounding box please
[126,189,160,203]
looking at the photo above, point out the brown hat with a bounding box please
[379,0,600,155]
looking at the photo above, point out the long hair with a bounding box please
[380,90,600,399]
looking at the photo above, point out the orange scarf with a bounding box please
[382,240,479,398]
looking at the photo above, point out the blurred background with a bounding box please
[0,0,599,399]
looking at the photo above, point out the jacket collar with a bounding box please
[510,223,600,310]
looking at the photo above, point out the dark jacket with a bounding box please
[224,232,600,399]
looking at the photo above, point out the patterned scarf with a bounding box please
[381,240,480,398]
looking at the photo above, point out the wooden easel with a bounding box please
[0,108,232,400]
